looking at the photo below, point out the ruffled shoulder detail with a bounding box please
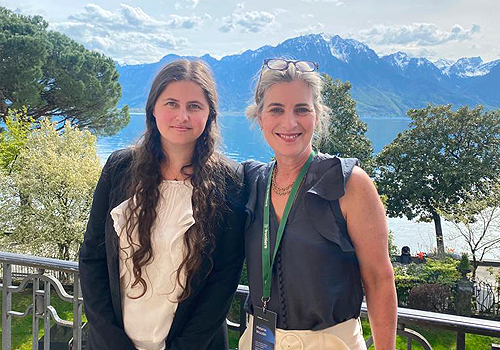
[306,153,359,201]
[110,198,130,239]
[110,198,133,279]
[305,153,359,252]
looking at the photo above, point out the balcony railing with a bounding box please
[0,251,83,350]
[1,251,500,350]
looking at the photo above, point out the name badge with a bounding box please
[251,306,277,350]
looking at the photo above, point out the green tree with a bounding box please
[376,104,500,257]
[314,75,374,172]
[0,7,129,135]
[0,119,101,260]
[442,183,500,280]
[0,108,32,172]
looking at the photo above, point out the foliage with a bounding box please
[396,257,461,287]
[458,253,471,276]
[0,7,129,135]
[442,182,500,280]
[314,75,374,173]
[388,230,398,260]
[376,104,500,256]
[419,257,461,287]
[0,120,101,260]
[394,257,461,306]
[408,283,452,312]
[394,273,423,306]
[0,108,32,172]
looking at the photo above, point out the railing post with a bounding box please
[398,323,412,350]
[72,273,82,350]
[32,276,40,350]
[456,331,465,350]
[43,278,51,350]
[2,262,12,350]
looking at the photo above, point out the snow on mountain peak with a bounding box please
[326,35,370,63]
[449,57,492,77]
[393,52,410,69]
[433,58,455,75]
[382,51,411,70]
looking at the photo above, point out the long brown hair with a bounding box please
[123,60,231,301]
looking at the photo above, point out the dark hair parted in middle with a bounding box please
[123,60,233,301]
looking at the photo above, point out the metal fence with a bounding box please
[1,251,500,350]
[0,251,83,350]
[228,286,500,350]
[475,278,500,317]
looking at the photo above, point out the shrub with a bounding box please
[408,283,452,312]
[457,253,471,279]
[393,257,461,307]
[394,274,423,306]
[420,258,460,287]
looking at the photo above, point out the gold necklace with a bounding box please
[271,166,294,196]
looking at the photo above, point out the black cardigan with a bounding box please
[79,149,246,350]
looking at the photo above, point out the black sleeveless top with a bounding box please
[242,153,363,330]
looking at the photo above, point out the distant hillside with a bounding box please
[116,34,500,118]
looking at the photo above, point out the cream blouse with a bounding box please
[110,180,194,350]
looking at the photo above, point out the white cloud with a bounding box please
[8,4,46,17]
[52,4,196,64]
[219,3,276,33]
[172,0,200,9]
[358,23,481,46]
[274,8,287,15]
[381,47,437,59]
[414,47,437,58]
[295,23,324,35]
[302,14,315,19]
[185,0,200,8]
[66,4,164,31]
[166,14,211,29]
[302,0,344,5]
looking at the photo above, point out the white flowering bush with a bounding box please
[0,119,101,260]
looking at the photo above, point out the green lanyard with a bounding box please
[261,151,314,309]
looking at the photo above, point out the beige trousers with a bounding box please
[238,316,367,350]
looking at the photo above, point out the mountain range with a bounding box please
[116,34,500,118]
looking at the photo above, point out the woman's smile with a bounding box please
[275,132,302,142]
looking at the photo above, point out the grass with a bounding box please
[361,318,500,350]
[0,285,82,350]
[229,318,500,350]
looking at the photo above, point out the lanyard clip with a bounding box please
[261,297,270,313]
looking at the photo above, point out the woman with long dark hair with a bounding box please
[79,60,245,350]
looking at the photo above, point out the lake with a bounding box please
[96,113,496,259]
[97,113,411,161]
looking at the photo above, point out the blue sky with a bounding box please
[2,0,499,65]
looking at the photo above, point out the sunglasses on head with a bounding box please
[262,58,319,72]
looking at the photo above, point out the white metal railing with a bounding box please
[2,251,500,350]
[0,251,83,350]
